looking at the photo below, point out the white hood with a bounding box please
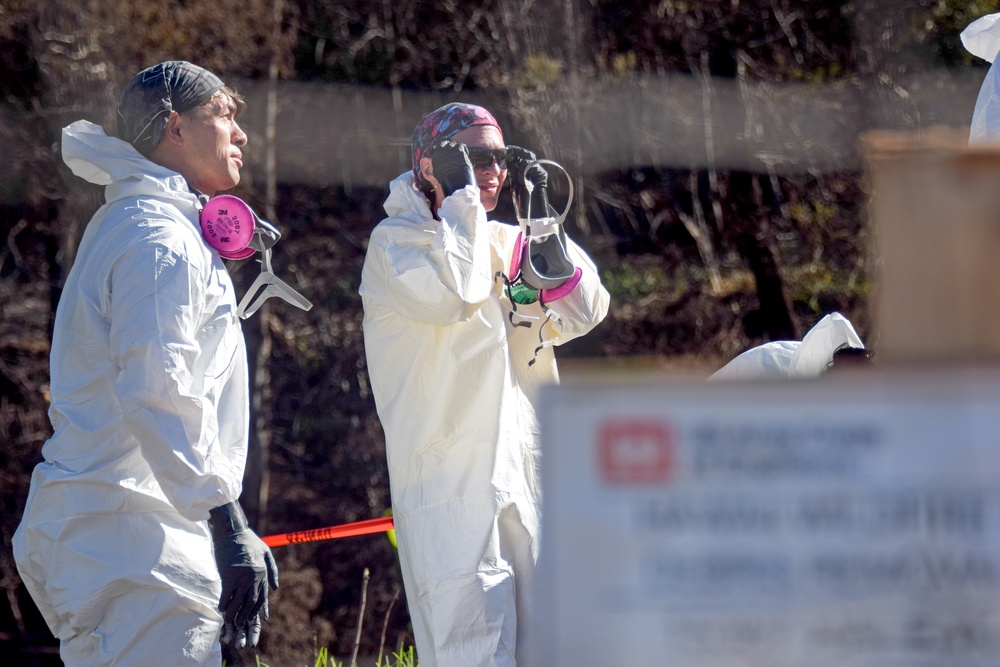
[962,14,1000,143]
[62,119,195,205]
[962,13,1000,63]
[383,170,434,218]
[788,311,865,377]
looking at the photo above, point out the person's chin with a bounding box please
[219,174,241,192]
[480,195,499,212]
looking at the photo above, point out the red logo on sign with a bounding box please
[598,421,675,484]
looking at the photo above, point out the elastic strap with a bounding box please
[528,304,564,367]
[498,271,535,328]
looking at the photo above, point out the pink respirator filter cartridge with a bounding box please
[199,195,257,260]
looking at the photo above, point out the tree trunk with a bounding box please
[727,170,798,341]
[240,0,285,531]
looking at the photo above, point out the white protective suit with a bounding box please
[709,312,865,380]
[962,13,1000,143]
[13,120,249,666]
[360,172,609,666]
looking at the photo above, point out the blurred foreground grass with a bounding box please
[226,643,418,667]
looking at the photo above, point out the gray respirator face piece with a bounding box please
[507,159,582,301]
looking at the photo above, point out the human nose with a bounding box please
[479,160,502,175]
[232,121,248,148]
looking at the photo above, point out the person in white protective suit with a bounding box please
[709,312,870,380]
[962,13,1000,143]
[13,61,277,666]
[359,103,610,666]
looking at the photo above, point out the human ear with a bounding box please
[162,111,184,146]
[418,156,446,212]
[419,156,437,187]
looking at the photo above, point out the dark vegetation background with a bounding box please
[0,0,992,664]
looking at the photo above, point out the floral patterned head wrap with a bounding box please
[410,103,503,184]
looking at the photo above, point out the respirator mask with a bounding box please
[199,195,313,318]
[506,157,582,305]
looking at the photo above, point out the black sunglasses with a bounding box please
[465,146,509,169]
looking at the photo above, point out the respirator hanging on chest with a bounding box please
[199,195,272,260]
[198,194,313,318]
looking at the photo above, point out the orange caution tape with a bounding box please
[262,516,395,548]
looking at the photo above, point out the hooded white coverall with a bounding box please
[709,312,865,380]
[962,13,1000,143]
[360,172,609,666]
[13,120,249,666]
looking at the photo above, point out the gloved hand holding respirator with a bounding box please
[208,501,279,649]
[507,145,552,222]
[505,146,582,304]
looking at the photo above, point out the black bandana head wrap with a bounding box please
[115,61,226,154]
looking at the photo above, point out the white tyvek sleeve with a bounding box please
[537,235,610,344]
[109,242,239,522]
[372,187,494,325]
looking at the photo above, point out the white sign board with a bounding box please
[530,369,1000,667]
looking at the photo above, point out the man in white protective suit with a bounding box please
[359,103,610,666]
[962,13,1000,143]
[13,61,277,666]
[709,312,870,380]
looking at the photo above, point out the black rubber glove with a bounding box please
[208,501,279,649]
[431,141,477,197]
[506,145,550,219]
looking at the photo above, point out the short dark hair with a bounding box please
[183,86,247,120]
[828,344,874,370]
